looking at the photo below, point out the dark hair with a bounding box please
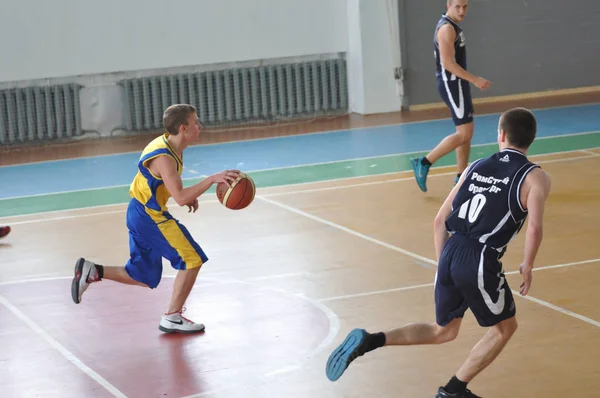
[499,107,537,149]
[163,104,197,135]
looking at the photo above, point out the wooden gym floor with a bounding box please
[1,92,600,397]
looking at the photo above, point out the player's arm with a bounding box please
[150,156,239,206]
[519,169,552,295]
[437,24,490,90]
[433,172,469,261]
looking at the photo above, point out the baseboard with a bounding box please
[409,86,600,111]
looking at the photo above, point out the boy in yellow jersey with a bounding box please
[70,104,240,334]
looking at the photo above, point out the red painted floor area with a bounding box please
[0,277,332,397]
[0,304,114,398]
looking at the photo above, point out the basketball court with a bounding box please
[1,99,600,397]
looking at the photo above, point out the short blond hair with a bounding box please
[163,104,197,135]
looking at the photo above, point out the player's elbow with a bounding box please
[171,192,187,207]
[527,223,543,240]
[433,214,446,231]
[441,58,457,73]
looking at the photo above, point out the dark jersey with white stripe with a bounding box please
[445,149,540,255]
[434,14,467,81]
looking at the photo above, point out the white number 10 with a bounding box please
[458,193,487,223]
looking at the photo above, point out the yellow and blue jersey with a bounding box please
[123,133,208,287]
[129,133,183,214]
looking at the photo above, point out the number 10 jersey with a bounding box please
[445,148,540,256]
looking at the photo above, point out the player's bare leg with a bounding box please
[103,266,148,286]
[433,316,518,398]
[454,127,473,175]
[325,318,462,381]
[167,267,201,314]
[71,258,148,304]
[427,122,474,167]
[159,267,205,334]
[382,318,462,345]
[411,122,474,192]
[456,316,518,382]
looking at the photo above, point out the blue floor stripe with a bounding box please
[2,103,600,198]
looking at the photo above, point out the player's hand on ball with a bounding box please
[211,170,240,188]
[519,263,533,296]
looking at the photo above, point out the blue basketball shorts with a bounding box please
[437,77,474,126]
[124,199,208,289]
[435,234,516,327]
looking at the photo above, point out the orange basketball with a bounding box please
[216,172,256,210]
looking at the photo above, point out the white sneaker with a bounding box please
[71,258,101,304]
[159,308,205,334]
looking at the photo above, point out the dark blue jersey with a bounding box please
[445,149,540,255]
[434,14,467,81]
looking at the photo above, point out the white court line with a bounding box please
[320,282,436,302]
[514,292,600,327]
[3,150,598,225]
[247,272,312,281]
[256,196,436,266]
[4,210,127,225]
[0,276,72,286]
[263,153,599,197]
[258,195,600,328]
[2,257,597,290]
[318,258,600,302]
[0,295,128,398]
[0,273,339,398]
[160,276,339,398]
[506,258,600,275]
[580,149,600,156]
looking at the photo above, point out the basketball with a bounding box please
[216,172,256,210]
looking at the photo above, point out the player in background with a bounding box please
[411,0,491,192]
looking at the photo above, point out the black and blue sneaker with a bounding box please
[325,328,370,381]
[435,386,482,398]
[410,157,431,192]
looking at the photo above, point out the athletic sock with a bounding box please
[421,157,432,166]
[444,375,468,394]
[365,332,386,353]
[96,264,104,279]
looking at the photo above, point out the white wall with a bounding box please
[346,0,403,114]
[0,0,402,115]
[0,0,348,82]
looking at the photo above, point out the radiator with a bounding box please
[119,59,348,131]
[0,83,82,145]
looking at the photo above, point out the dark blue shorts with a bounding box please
[124,199,208,289]
[435,234,515,327]
[437,77,474,126]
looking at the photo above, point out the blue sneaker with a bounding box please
[410,157,430,192]
[325,328,370,381]
[455,175,460,185]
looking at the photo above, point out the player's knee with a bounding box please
[434,322,460,344]
[456,120,473,137]
[503,317,518,337]
[494,316,518,340]
[456,127,473,144]
[180,264,202,278]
